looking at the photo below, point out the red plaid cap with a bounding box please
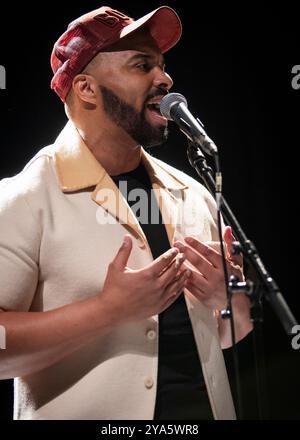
[50,6,182,102]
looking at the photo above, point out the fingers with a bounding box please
[161,269,191,310]
[185,275,206,300]
[223,226,233,260]
[148,247,179,277]
[174,237,244,285]
[182,266,209,292]
[223,226,243,267]
[176,235,242,270]
[112,235,133,269]
[184,269,227,310]
[174,240,215,275]
[158,252,186,285]
[224,225,241,262]
[182,237,223,268]
[145,249,187,296]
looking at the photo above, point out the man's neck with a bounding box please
[77,124,142,175]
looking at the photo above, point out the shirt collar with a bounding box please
[53,121,188,192]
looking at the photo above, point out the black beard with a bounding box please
[99,85,168,148]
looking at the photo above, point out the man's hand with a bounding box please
[0,234,192,379]
[100,235,191,325]
[174,227,252,347]
[173,227,243,310]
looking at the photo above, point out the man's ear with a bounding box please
[72,74,98,104]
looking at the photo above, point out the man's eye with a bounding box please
[136,63,150,71]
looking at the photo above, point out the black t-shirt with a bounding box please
[111,161,213,420]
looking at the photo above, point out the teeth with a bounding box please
[148,103,160,110]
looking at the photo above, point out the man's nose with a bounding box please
[153,68,173,91]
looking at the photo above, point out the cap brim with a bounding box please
[120,6,182,53]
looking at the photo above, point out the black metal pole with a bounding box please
[186,142,298,335]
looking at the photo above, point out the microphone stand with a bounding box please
[186,140,298,419]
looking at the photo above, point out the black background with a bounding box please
[0,0,299,421]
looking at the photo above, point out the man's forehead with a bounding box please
[126,51,165,65]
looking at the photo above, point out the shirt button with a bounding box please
[144,377,154,389]
[146,330,156,340]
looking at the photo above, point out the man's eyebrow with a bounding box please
[127,52,166,66]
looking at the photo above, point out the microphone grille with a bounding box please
[160,93,188,120]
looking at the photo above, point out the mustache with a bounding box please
[145,87,169,106]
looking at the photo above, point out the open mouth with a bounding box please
[146,102,161,114]
[146,102,167,125]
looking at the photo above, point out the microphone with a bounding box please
[160,93,218,156]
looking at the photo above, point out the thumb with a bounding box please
[223,226,234,259]
[223,226,243,266]
[113,235,133,270]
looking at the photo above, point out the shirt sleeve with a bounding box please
[0,178,40,311]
